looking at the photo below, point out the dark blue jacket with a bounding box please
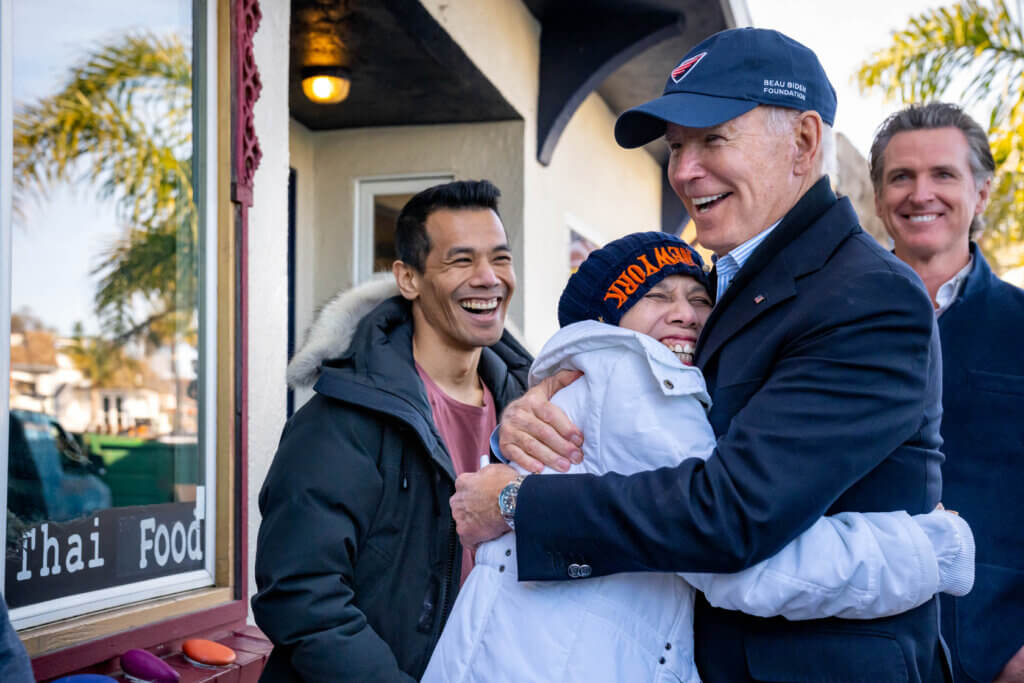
[515,178,948,682]
[937,244,1024,682]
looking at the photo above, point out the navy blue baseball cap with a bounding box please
[615,27,837,148]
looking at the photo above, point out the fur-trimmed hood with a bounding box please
[287,277,399,388]
[287,276,529,388]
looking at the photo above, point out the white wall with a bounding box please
[247,0,290,608]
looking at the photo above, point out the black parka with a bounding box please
[253,296,531,682]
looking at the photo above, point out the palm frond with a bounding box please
[12,33,193,231]
[91,220,197,339]
[11,32,198,341]
[858,1,1024,117]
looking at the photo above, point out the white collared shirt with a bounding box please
[935,256,974,316]
[714,219,783,298]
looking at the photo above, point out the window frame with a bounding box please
[1,1,14,577]
[565,211,605,271]
[0,0,227,637]
[564,212,604,250]
[353,173,454,283]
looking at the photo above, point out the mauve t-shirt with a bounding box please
[416,363,497,584]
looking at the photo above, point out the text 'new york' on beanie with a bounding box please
[558,231,709,328]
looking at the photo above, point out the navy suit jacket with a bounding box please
[937,244,1024,682]
[515,178,948,682]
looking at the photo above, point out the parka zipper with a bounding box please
[434,469,458,635]
[400,448,409,490]
[439,508,458,629]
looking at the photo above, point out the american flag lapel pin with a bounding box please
[753,295,765,304]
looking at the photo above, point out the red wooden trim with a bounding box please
[230,0,262,605]
[234,197,250,603]
[231,0,262,209]
[31,601,247,680]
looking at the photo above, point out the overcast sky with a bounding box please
[747,0,945,156]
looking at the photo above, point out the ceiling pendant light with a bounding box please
[301,66,351,104]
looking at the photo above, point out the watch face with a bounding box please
[499,480,518,518]
[499,487,513,516]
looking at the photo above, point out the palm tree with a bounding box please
[856,0,1024,264]
[12,32,197,340]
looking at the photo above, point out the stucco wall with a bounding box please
[247,0,290,608]
[420,0,663,349]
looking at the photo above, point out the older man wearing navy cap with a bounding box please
[452,28,949,682]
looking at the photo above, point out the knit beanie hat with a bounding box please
[558,232,709,327]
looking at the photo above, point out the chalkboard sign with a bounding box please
[5,502,205,608]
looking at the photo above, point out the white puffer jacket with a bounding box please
[423,321,974,683]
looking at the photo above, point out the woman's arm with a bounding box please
[684,508,974,620]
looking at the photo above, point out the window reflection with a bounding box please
[6,0,206,613]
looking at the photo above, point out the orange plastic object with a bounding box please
[182,638,237,667]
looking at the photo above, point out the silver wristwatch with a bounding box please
[498,474,527,530]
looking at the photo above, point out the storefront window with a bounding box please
[1,0,217,628]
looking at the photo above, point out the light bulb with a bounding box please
[301,70,351,104]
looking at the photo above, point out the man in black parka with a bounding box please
[252,180,531,682]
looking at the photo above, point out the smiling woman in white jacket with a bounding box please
[422,233,973,683]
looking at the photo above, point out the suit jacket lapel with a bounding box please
[940,242,992,323]
[697,257,797,366]
[696,177,861,368]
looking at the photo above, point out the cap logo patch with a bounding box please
[670,52,707,83]
[603,246,698,308]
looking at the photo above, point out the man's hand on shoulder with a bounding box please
[499,369,584,473]
[451,464,518,548]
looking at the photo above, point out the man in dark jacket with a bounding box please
[452,28,949,682]
[252,180,531,682]
[870,102,1024,683]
